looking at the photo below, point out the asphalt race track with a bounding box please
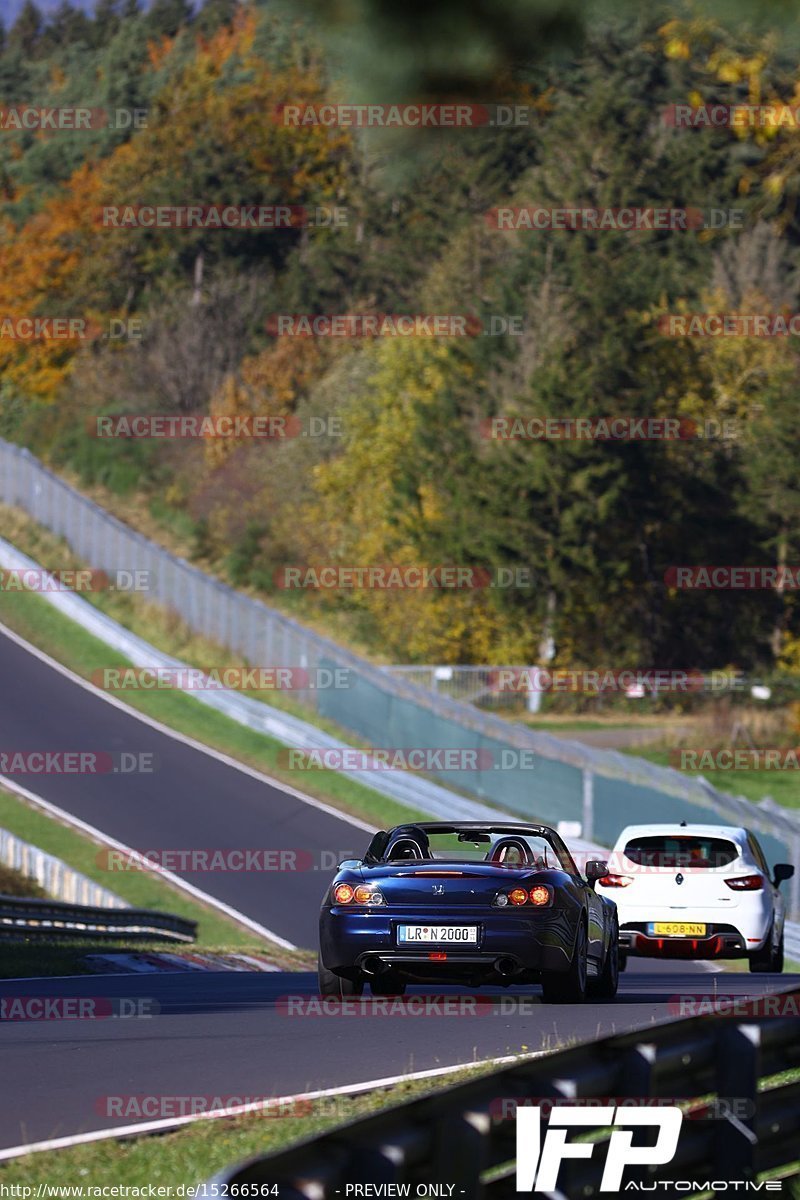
[0,626,369,948]
[1,627,798,1156]
[1,963,797,1152]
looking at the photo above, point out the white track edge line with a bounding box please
[0,1052,541,1162]
[0,775,297,951]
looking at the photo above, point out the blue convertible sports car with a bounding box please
[318,821,619,1003]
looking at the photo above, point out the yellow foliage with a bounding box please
[298,338,535,662]
[664,38,690,60]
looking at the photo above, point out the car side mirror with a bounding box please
[585,860,608,886]
[773,862,794,886]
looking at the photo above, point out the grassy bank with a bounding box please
[625,744,800,812]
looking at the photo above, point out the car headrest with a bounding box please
[487,837,533,866]
[387,837,426,860]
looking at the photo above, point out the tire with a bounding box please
[588,919,620,1000]
[369,974,406,997]
[618,952,628,973]
[541,921,588,1004]
[749,925,784,974]
[317,954,364,997]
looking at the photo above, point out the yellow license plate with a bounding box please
[650,922,707,937]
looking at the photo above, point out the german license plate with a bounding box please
[649,922,707,937]
[397,925,478,944]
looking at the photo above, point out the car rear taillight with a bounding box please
[495,885,553,907]
[724,875,764,891]
[598,874,633,887]
[333,882,384,905]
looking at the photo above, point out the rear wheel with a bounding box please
[541,922,588,1004]
[588,919,619,1000]
[749,926,784,973]
[618,952,628,973]
[369,974,406,997]
[317,954,364,997]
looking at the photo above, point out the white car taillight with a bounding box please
[724,875,764,892]
[598,873,633,887]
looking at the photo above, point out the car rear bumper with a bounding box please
[320,906,576,980]
[619,922,750,959]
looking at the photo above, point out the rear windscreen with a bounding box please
[623,835,739,869]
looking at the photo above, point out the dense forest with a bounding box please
[2,0,800,674]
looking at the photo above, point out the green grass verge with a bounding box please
[625,745,800,811]
[0,1064,500,1185]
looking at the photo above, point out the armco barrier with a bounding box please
[0,895,196,942]
[208,995,800,1197]
[2,438,800,914]
[0,824,126,909]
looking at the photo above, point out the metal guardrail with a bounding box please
[3,437,800,914]
[209,994,800,1198]
[0,825,126,909]
[0,895,197,942]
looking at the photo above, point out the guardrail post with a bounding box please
[715,1023,759,1177]
[582,769,594,842]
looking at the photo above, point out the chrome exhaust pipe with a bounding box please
[361,955,385,976]
[494,956,518,977]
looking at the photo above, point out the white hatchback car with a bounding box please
[595,823,794,972]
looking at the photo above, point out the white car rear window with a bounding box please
[623,835,739,869]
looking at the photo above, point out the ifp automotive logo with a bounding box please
[515,1105,682,1192]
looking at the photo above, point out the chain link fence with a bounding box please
[2,437,800,914]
